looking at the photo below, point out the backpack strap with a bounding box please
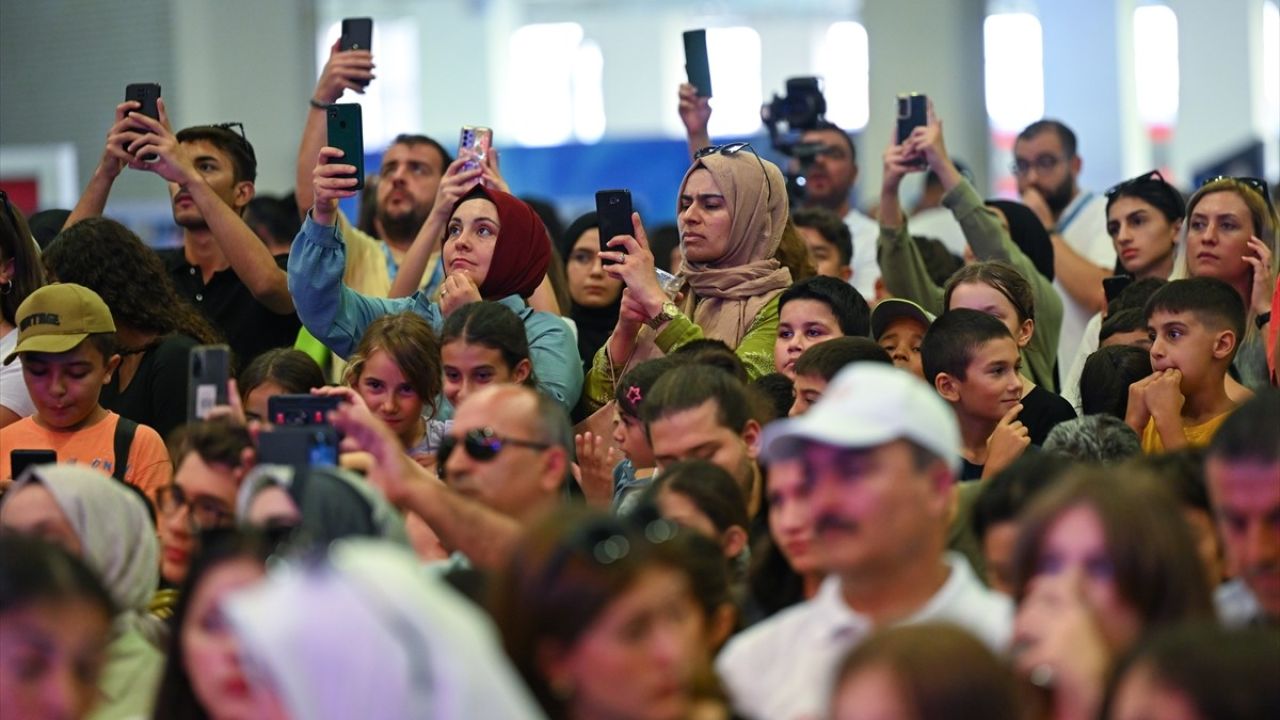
[112,417,138,484]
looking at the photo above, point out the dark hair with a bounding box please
[670,338,747,383]
[775,218,816,283]
[167,418,253,470]
[1108,277,1167,315]
[152,528,275,720]
[913,235,965,287]
[792,207,852,266]
[748,372,794,422]
[1012,469,1214,630]
[489,508,692,717]
[440,301,534,384]
[793,336,891,381]
[0,534,116,618]
[811,120,857,164]
[176,125,257,184]
[0,195,44,326]
[649,223,682,273]
[45,218,222,348]
[1098,308,1147,344]
[26,208,71,250]
[1103,624,1280,720]
[984,200,1055,282]
[1079,345,1151,418]
[921,308,1015,384]
[1144,277,1247,354]
[1042,415,1142,464]
[1206,388,1280,465]
[747,535,806,619]
[645,459,749,536]
[656,527,737,652]
[1105,173,1186,223]
[1124,448,1209,514]
[834,623,1020,720]
[522,197,565,252]
[390,133,453,171]
[243,195,301,248]
[1016,119,1078,158]
[778,275,871,337]
[943,260,1036,323]
[237,348,325,401]
[345,312,442,416]
[643,364,753,435]
[971,451,1071,543]
[83,331,119,363]
[615,356,686,420]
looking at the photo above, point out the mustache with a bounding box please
[813,513,858,535]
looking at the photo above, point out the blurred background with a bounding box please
[1,0,1276,246]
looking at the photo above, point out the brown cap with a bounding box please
[3,283,115,365]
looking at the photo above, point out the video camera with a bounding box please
[760,77,833,205]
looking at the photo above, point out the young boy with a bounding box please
[1127,277,1244,453]
[0,283,171,499]
[922,309,1032,481]
[789,337,891,416]
[792,207,853,281]
[774,276,870,379]
[871,297,935,380]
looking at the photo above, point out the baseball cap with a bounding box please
[3,283,115,365]
[871,298,936,341]
[759,363,960,475]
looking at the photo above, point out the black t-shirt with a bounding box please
[1020,384,1077,446]
[100,333,197,442]
[158,248,301,369]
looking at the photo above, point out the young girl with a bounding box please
[439,301,535,411]
[237,348,326,424]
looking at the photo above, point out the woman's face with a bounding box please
[766,459,819,575]
[354,349,426,447]
[948,281,1031,349]
[1107,196,1180,279]
[1035,504,1143,650]
[678,168,734,265]
[444,198,500,290]
[0,599,111,720]
[567,229,622,308]
[243,380,287,425]
[0,484,82,555]
[442,340,529,409]
[551,567,703,720]
[612,409,655,468]
[182,558,266,720]
[1186,190,1256,285]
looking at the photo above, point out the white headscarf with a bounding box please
[224,539,545,720]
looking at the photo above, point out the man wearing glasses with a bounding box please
[66,101,300,366]
[1012,120,1117,376]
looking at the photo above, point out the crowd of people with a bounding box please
[1,34,1278,720]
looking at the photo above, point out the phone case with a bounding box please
[125,83,161,120]
[458,126,493,173]
[10,449,57,481]
[339,17,373,51]
[187,345,230,422]
[683,30,713,98]
[896,93,928,145]
[596,190,633,266]
[326,103,365,190]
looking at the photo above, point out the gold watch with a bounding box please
[645,301,680,329]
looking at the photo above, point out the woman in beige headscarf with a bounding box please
[582,145,794,411]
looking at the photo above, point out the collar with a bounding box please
[1057,190,1096,233]
[821,552,976,643]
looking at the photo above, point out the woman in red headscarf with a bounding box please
[289,146,582,411]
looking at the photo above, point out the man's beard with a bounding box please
[1043,174,1076,216]
[378,205,429,243]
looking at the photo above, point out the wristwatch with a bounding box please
[645,301,680,329]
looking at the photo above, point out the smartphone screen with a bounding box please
[595,190,633,266]
[682,30,713,98]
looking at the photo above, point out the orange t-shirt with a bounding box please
[1140,411,1233,454]
[0,412,172,501]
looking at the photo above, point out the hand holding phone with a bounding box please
[326,104,365,190]
[596,190,634,266]
[339,18,374,89]
[188,345,231,422]
[125,83,162,162]
[896,93,929,169]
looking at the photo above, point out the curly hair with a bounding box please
[43,217,221,348]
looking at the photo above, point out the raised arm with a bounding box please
[876,129,945,315]
[678,83,713,160]
[296,40,376,220]
[65,102,148,228]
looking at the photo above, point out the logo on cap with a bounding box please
[19,313,61,331]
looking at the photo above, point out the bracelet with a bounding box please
[308,97,328,110]
[1256,311,1272,330]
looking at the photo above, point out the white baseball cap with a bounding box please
[759,363,960,475]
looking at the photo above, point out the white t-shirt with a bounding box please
[716,553,1012,720]
[844,208,881,302]
[1054,191,1116,376]
[1061,310,1103,414]
[0,328,36,418]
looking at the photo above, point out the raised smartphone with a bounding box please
[595,189,633,266]
[187,345,230,422]
[339,17,373,51]
[896,93,928,145]
[125,83,162,160]
[268,394,342,427]
[683,30,713,98]
[257,426,340,470]
[458,126,493,173]
[326,103,365,190]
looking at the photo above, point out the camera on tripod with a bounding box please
[760,77,834,205]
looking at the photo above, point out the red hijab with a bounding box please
[451,186,550,299]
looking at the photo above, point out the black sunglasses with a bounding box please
[437,427,552,473]
[693,142,774,206]
[1105,169,1168,197]
[190,121,257,164]
[1200,175,1275,216]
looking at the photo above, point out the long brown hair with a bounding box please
[343,312,442,417]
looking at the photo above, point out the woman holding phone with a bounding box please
[291,146,582,413]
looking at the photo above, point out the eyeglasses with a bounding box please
[437,427,552,472]
[1200,175,1276,217]
[157,484,235,530]
[693,142,774,206]
[1010,154,1067,177]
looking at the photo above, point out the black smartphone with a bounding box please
[326,103,365,190]
[1103,275,1135,306]
[125,83,161,161]
[596,189,633,266]
[257,426,339,470]
[268,394,341,427]
[896,93,928,145]
[683,30,713,98]
[10,449,56,480]
[339,17,373,52]
[187,345,231,422]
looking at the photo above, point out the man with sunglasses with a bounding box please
[1013,119,1116,375]
[66,100,300,366]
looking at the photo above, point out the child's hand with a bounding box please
[984,403,1030,478]
[1124,372,1157,434]
[1144,368,1185,422]
[573,431,619,508]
